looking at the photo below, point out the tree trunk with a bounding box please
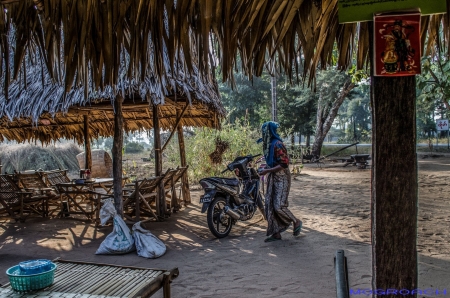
[368,19,418,296]
[311,80,354,157]
[112,95,124,217]
[290,134,295,151]
[371,76,418,297]
[306,135,310,148]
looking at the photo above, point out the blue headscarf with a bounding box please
[257,121,282,168]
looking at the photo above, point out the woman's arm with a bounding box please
[259,164,283,176]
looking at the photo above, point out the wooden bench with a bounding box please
[0,174,47,222]
[0,259,179,298]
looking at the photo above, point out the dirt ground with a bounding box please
[0,154,449,297]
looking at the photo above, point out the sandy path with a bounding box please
[0,156,449,297]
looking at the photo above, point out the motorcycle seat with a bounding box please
[207,177,240,187]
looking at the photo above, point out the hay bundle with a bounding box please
[209,137,230,164]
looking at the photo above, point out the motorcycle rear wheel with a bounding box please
[207,196,232,238]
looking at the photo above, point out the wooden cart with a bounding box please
[0,259,179,297]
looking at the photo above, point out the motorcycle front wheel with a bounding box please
[207,196,232,238]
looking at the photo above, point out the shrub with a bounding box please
[124,142,144,153]
[166,119,261,184]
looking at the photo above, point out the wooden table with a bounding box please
[55,182,113,224]
[90,177,114,193]
[0,259,179,297]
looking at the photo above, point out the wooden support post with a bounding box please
[83,115,92,170]
[370,22,417,295]
[135,179,140,222]
[177,109,191,204]
[112,95,124,217]
[153,104,165,219]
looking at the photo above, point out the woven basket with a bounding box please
[6,263,57,292]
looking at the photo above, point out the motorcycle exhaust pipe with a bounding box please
[223,206,241,220]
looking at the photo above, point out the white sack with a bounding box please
[133,221,166,258]
[96,200,135,255]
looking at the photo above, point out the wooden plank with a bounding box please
[177,121,191,204]
[153,104,165,219]
[369,21,418,293]
[112,95,124,216]
[84,115,92,171]
[102,274,142,296]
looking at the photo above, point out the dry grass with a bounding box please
[0,142,82,176]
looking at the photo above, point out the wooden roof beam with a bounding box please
[161,104,189,152]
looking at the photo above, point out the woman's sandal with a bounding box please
[293,220,303,236]
[264,235,282,242]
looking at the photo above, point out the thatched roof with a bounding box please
[0,44,224,143]
[0,1,227,143]
[0,0,448,93]
[0,0,447,145]
[0,96,222,144]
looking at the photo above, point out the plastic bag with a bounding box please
[96,200,135,255]
[133,222,166,258]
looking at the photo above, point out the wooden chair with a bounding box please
[41,169,71,187]
[165,166,189,212]
[122,175,164,222]
[0,174,47,222]
[15,171,59,217]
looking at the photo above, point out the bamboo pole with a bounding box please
[112,95,124,216]
[177,109,191,204]
[153,104,165,219]
[83,115,92,170]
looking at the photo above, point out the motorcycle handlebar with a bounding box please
[221,154,262,173]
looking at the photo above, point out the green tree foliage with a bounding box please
[124,142,144,153]
[219,73,271,127]
[276,76,316,138]
[416,56,450,139]
[336,81,371,143]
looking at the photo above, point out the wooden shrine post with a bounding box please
[83,115,92,170]
[153,103,165,219]
[177,109,191,204]
[112,95,124,216]
[369,23,418,296]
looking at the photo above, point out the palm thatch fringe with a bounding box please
[1,0,449,94]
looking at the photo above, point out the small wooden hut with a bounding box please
[0,66,225,218]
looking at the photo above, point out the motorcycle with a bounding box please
[199,154,266,238]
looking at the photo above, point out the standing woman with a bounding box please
[258,121,302,242]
